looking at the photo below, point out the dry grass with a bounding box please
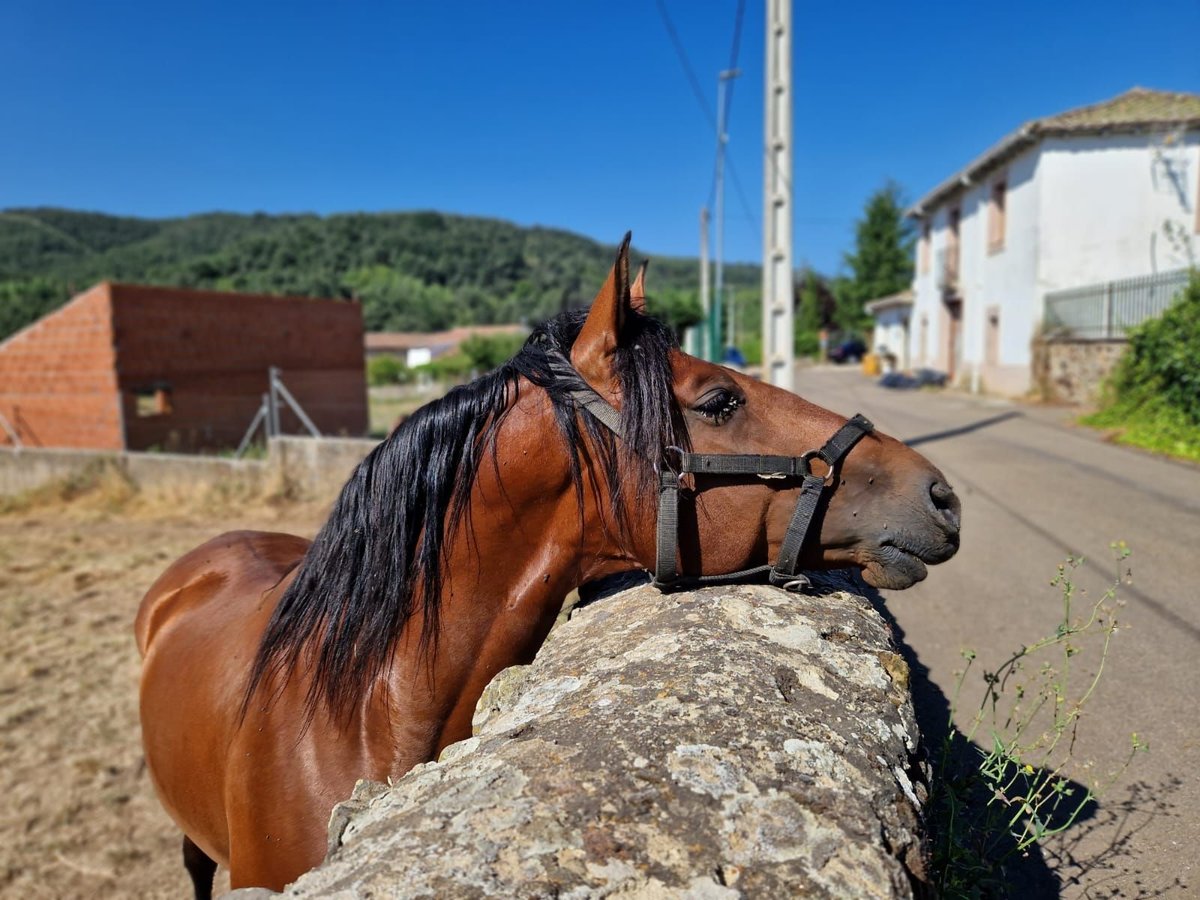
[0,472,328,898]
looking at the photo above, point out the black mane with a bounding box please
[243,308,686,722]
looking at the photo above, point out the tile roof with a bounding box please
[1039,87,1200,132]
[909,88,1200,217]
[864,290,914,315]
[365,324,527,353]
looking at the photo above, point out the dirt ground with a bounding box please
[0,476,328,898]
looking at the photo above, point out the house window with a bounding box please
[919,221,931,274]
[944,207,961,288]
[134,385,173,417]
[985,306,1001,366]
[988,178,1007,253]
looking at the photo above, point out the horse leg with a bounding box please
[182,834,217,900]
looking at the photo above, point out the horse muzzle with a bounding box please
[857,476,961,589]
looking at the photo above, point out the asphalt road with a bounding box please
[795,366,1199,898]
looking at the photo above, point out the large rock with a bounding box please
[272,582,929,898]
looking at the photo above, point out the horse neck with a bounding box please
[380,387,647,761]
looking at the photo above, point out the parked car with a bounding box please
[828,338,867,364]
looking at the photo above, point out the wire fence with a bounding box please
[1044,268,1193,340]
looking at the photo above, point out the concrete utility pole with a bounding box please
[712,67,741,363]
[762,0,794,390]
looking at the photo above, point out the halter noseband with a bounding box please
[547,350,874,593]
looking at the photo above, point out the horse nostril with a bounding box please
[929,480,961,533]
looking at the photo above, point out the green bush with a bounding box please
[460,333,526,371]
[794,329,820,358]
[1108,272,1200,424]
[424,351,475,380]
[366,354,411,386]
[1082,272,1200,462]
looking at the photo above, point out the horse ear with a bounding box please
[630,260,648,313]
[571,232,633,389]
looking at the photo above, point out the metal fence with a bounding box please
[1044,268,1193,339]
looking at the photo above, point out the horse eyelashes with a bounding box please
[695,392,744,425]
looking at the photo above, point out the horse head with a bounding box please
[570,235,960,591]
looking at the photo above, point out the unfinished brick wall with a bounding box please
[0,284,123,449]
[0,283,368,452]
[112,285,367,451]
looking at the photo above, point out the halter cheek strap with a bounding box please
[651,413,874,591]
[545,349,874,593]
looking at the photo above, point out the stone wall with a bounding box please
[247,581,930,899]
[0,435,377,501]
[1032,338,1127,405]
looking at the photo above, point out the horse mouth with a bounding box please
[859,536,956,590]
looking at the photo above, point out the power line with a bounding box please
[720,0,747,134]
[653,1,758,246]
[717,0,755,236]
[654,0,716,132]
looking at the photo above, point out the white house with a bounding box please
[905,87,1200,396]
[864,290,914,371]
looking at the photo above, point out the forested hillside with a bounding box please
[0,208,759,340]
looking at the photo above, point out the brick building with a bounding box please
[0,283,367,452]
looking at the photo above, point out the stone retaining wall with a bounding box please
[0,435,377,500]
[241,581,930,899]
[1032,338,1127,405]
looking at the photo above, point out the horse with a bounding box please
[135,235,961,896]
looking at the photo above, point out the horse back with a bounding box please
[135,530,309,656]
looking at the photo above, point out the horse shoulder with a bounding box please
[135,530,310,656]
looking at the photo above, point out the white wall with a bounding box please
[1037,133,1199,291]
[975,149,1041,375]
[871,306,910,370]
[406,347,433,368]
[909,210,943,369]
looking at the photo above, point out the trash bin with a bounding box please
[862,353,881,376]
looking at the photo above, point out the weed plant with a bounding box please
[930,543,1148,895]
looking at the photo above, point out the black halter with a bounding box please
[547,351,874,593]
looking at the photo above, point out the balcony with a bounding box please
[935,247,960,293]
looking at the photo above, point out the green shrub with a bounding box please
[1081,272,1200,461]
[424,351,474,380]
[460,333,526,371]
[1108,272,1200,424]
[367,354,411,386]
[794,329,821,358]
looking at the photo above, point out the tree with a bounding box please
[651,289,704,343]
[794,269,836,357]
[837,182,914,332]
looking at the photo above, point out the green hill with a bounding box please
[0,208,760,340]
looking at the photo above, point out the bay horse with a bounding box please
[136,236,961,896]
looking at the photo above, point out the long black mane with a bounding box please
[243,308,685,722]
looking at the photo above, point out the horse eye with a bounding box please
[693,389,744,425]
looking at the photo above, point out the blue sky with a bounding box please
[3,0,1198,274]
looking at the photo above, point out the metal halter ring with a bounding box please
[660,446,689,488]
[801,450,839,485]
